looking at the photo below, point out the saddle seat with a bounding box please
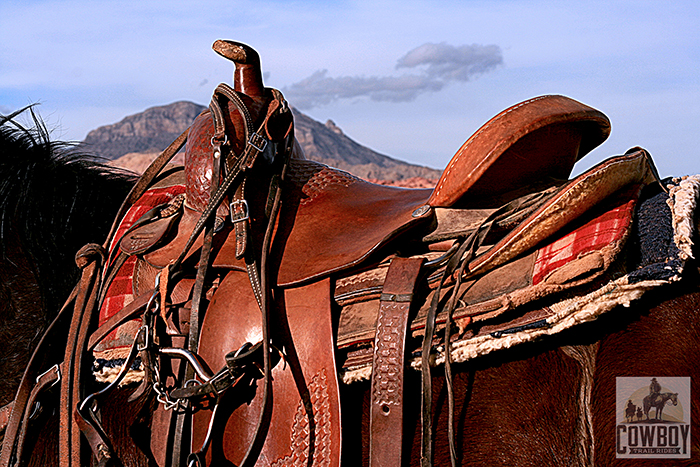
[140,95,612,288]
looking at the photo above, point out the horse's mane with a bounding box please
[0,107,136,315]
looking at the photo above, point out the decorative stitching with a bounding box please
[271,369,333,467]
[433,95,551,200]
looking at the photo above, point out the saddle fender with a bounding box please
[194,270,341,466]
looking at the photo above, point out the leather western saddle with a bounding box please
[1,40,666,467]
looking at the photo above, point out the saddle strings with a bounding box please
[173,115,224,467]
[421,195,538,467]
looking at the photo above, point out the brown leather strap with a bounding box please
[232,182,249,258]
[74,409,113,467]
[0,285,76,467]
[370,257,424,467]
[171,127,224,467]
[13,364,62,463]
[87,288,153,351]
[103,129,189,248]
[237,135,289,466]
[279,279,342,467]
[0,402,12,435]
[59,244,105,467]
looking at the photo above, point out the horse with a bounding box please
[0,108,136,410]
[2,111,699,467]
[643,392,679,421]
[625,401,636,423]
[1,69,699,467]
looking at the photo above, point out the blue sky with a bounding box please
[1,0,698,177]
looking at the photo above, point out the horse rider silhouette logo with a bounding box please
[616,377,691,459]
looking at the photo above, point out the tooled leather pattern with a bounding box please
[270,369,332,467]
[286,159,358,206]
[184,94,267,212]
[371,302,405,406]
[185,111,216,212]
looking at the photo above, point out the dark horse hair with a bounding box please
[0,107,135,404]
[1,108,699,466]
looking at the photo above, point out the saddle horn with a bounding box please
[212,39,265,97]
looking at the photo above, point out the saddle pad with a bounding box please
[93,181,186,382]
[464,149,658,277]
[338,175,700,383]
[336,183,642,350]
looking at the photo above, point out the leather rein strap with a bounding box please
[419,200,522,466]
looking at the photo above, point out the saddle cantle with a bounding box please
[428,94,610,207]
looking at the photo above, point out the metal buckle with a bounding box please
[248,133,267,152]
[230,199,249,224]
[136,325,151,352]
[379,292,414,303]
[36,363,61,388]
[210,133,228,148]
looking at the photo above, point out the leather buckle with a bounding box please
[206,368,235,394]
[230,199,249,224]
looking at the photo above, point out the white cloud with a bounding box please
[283,42,502,109]
[396,42,503,81]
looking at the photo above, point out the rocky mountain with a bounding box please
[291,110,441,181]
[82,101,441,182]
[83,101,206,159]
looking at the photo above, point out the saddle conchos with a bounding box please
[6,39,695,467]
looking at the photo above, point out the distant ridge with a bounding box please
[83,101,441,181]
[292,109,441,180]
[82,101,206,159]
